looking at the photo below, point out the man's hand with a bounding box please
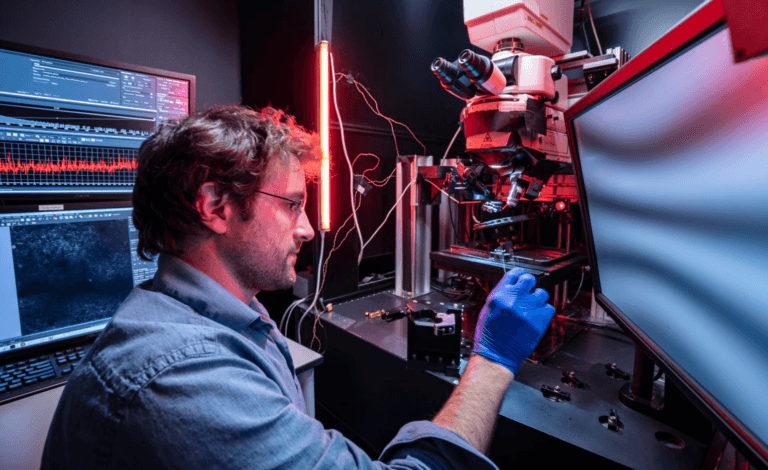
[473,267,555,374]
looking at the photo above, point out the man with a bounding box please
[42,105,555,469]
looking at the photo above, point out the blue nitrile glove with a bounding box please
[473,267,555,374]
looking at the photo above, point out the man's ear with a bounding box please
[196,182,231,234]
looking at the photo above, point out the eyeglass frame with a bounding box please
[253,189,306,218]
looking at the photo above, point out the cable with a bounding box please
[585,0,603,56]
[297,230,326,344]
[567,269,587,306]
[318,191,363,297]
[336,72,427,157]
[279,295,311,335]
[330,52,365,266]
[332,67,431,265]
[579,0,593,56]
[355,152,396,188]
[352,81,427,155]
[441,126,462,163]
[447,191,460,241]
[361,178,416,252]
[472,210,482,225]
[424,178,482,206]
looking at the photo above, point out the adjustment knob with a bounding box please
[550,65,563,81]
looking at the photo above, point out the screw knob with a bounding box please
[550,65,563,81]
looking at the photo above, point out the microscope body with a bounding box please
[432,0,574,208]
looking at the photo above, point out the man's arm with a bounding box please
[432,354,513,453]
[431,268,555,455]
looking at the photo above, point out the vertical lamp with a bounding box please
[318,40,331,232]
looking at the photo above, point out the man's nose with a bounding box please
[296,207,315,242]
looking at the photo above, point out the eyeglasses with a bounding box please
[254,189,306,218]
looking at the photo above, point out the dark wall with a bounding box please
[0,0,242,108]
[239,0,316,128]
[241,0,472,291]
[327,0,471,139]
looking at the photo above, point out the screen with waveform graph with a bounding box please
[0,39,195,196]
[1,142,138,189]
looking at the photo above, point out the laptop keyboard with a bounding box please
[0,345,89,404]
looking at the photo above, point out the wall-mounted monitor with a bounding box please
[0,41,195,196]
[566,1,768,466]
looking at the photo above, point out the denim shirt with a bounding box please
[41,255,497,470]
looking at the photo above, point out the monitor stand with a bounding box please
[620,346,663,417]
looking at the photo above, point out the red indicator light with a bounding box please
[555,201,566,211]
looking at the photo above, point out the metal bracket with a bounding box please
[561,370,587,389]
[541,384,571,402]
[605,363,631,380]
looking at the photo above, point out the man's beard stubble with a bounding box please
[222,243,297,294]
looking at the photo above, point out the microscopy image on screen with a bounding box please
[10,219,133,336]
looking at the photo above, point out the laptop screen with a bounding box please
[0,202,156,356]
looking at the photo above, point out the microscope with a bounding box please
[425,1,582,297]
[397,1,585,360]
[395,1,626,360]
[431,0,573,210]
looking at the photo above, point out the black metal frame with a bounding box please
[565,1,767,467]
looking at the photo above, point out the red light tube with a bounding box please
[318,41,331,231]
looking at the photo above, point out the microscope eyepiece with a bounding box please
[431,58,458,81]
[457,50,506,95]
[431,57,478,100]
[457,50,486,80]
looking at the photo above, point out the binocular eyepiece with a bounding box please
[432,49,508,100]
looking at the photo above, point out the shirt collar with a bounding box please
[152,254,274,333]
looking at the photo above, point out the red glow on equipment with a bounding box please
[318,41,331,231]
[555,201,566,211]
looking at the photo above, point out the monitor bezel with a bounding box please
[0,39,196,198]
[565,1,768,467]
[0,199,133,215]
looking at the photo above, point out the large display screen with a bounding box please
[0,42,194,195]
[570,23,768,461]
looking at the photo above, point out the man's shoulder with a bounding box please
[77,284,247,400]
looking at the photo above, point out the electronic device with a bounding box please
[0,201,158,403]
[431,0,573,209]
[566,1,768,466]
[424,1,594,323]
[370,301,463,376]
[0,40,195,196]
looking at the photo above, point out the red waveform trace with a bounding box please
[0,152,137,175]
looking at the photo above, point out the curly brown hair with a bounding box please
[132,105,320,261]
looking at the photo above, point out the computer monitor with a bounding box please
[0,40,195,196]
[0,201,157,359]
[566,1,768,467]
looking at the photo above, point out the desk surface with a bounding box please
[287,337,323,373]
[315,289,708,470]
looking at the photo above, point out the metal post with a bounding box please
[561,220,572,310]
[438,158,458,282]
[631,347,655,401]
[395,155,433,298]
[553,221,563,312]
